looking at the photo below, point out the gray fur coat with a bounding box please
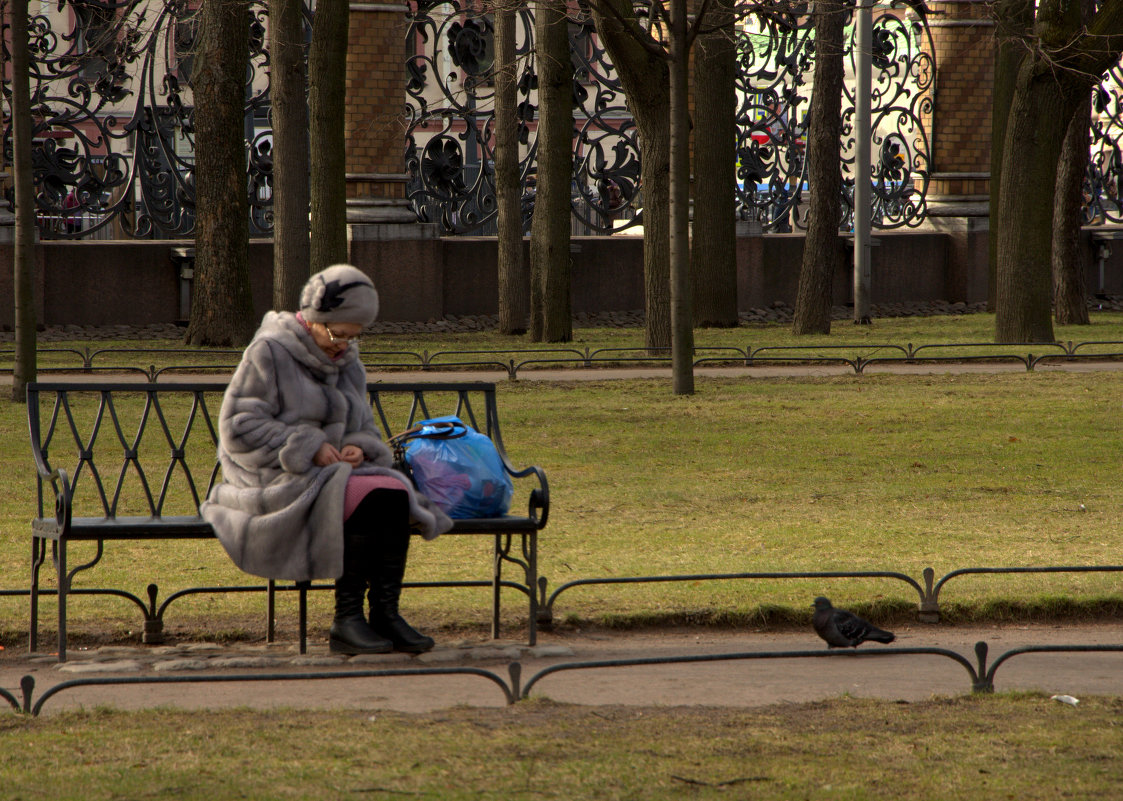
[201,311,453,582]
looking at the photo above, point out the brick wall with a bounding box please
[346,3,409,201]
[926,1,995,197]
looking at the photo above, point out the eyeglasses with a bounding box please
[322,325,360,345]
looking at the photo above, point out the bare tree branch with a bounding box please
[581,0,672,60]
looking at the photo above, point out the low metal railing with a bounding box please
[5,340,1123,380]
[4,561,1119,654]
[7,639,1123,715]
[534,564,1123,625]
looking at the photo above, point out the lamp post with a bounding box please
[853,0,873,324]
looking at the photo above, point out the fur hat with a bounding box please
[298,264,379,326]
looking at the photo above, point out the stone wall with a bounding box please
[2,226,1119,329]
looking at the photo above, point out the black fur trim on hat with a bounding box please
[317,280,368,313]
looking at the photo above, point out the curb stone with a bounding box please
[207,656,283,670]
[21,639,582,674]
[57,659,145,674]
[152,659,211,672]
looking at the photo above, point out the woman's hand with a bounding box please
[313,442,344,466]
[313,442,364,467]
[340,445,364,467]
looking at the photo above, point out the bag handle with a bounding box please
[387,419,468,448]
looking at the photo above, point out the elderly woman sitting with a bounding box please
[202,265,452,654]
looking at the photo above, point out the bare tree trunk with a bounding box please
[590,0,670,350]
[993,0,1123,342]
[988,0,1033,314]
[691,0,738,329]
[1051,0,1096,328]
[309,0,350,272]
[1053,93,1091,326]
[669,0,693,394]
[270,0,311,310]
[792,0,846,335]
[495,0,529,334]
[995,65,1072,342]
[10,0,36,401]
[636,114,672,350]
[528,0,572,342]
[187,0,256,347]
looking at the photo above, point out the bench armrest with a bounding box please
[35,466,74,537]
[28,393,71,534]
[503,461,550,529]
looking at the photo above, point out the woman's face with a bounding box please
[309,321,362,360]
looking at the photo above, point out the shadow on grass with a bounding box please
[568,595,1123,632]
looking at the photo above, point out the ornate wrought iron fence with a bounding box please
[405,0,935,235]
[1088,61,1123,225]
[1,0,278,240]
[34,1,1123,240]
[840,3,933,229]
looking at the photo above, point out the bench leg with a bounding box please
[296,581,310,654]
[492,534,539,646]
[266,580,310,652]
[57,540,68,662]
[492,536,502,640]
[266,580,276,643]
[30,537,45,653]
[526,533,538,647]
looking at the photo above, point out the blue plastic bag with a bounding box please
[395,416,513,519]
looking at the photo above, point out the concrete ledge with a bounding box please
[349,221,442,240]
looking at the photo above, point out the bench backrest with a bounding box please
[27,381,506,520]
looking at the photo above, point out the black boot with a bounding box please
[366,494,435,653]
[329,533,393,655]
[368,552,435,653]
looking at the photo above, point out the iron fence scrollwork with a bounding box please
[406,1,935,236]
[1,0,281,239]
[16,2,1123,238]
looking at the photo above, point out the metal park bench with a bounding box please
[27,381,549,661]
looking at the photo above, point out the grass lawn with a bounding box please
[1,695,1120,800]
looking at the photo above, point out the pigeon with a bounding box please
[811,597,896,648]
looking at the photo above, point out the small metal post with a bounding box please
[20,675,35,715]
[169,246,195,324]
[143,583,165,644]
[972,641,994,693]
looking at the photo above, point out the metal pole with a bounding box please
[669,0,694,395]
[853,0,872,324]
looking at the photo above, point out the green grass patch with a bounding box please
[0,695,1120,799]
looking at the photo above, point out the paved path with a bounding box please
[3,622,1120,715]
